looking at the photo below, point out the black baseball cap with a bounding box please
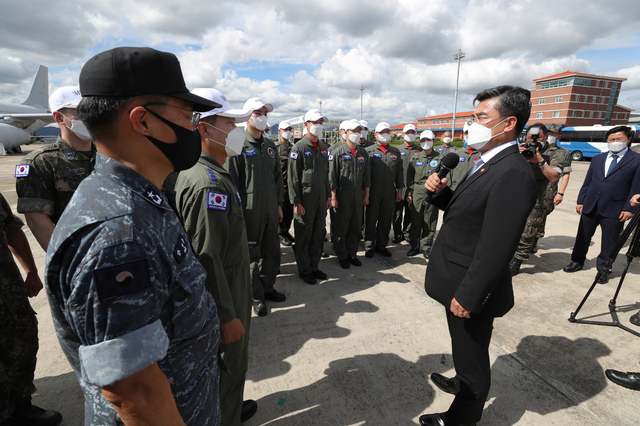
[79,47,221,112]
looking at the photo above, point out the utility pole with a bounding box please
[318,100,322,113]
[452,49,466,139]
[359,84,365,120]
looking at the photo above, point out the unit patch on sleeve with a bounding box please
[93,259,151,302]
[290,152,299,160]
[14,164,30,178]
[207,191,229,211]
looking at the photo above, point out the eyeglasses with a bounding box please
[142,103,201,129]
[607,137,628,143]
[466,115,499,126]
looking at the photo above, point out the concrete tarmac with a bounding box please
[2,144,639,425]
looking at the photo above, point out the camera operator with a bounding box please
[510,123,560,276]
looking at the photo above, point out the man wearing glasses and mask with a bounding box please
[45,47,222,425]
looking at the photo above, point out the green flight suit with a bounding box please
[287,136,331,275]
[394,142,422,239]
[364,143,403,250]
[406,150,442,252]
[329,143,371,260]
[174,153,251,426]
[225,129,283,301]
[448,147,481,191]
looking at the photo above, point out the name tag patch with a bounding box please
[459,157,466,162]
[416,161,424,166]
[343,154,353,160]
[401,152,407,156]
[304,150,313,157]
[373,153,382,158]
[15,164,30,178]
[208,191,228,211]
[244,149,257,156]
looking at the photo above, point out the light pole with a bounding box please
[452,49,466,139]
[318,100,322,113]
[359,84,364,120]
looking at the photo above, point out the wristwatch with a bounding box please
[538,160,546,168]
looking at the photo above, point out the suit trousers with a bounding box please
[571,209,624,271]
[445,308,494,424]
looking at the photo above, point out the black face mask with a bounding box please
[143,108,201,171]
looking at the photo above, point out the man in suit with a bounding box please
[419,85,537,426]
[563,125,640,284]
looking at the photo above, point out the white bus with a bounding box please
[558,125,640,161]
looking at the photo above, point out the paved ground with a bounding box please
[2,144,640,425]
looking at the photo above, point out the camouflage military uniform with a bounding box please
[537,145,572,238]
[174,153,250,426]
[15,136,95,223]
[393,142,422,240]
[514,147,565,261]
[406,150,442,253]
[449,147,481,191]
[45,154,221,425]
[0,193,38,421]
[631,145,640,154]
[276,140,294,237]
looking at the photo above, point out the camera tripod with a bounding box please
[569,210,640,337]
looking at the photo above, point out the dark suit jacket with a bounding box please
[577,150,640,217]
[425,144,536,317]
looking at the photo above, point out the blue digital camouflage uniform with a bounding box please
[45,154,221,426]
[15,136,95,224]
[0,193,38,422]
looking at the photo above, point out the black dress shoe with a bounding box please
[321,251,329,258]
[392,235,402,244]
[253,300,267,316]
[365,249,374,258]
[299,272,317,285]
[264,290,286,302]
[419,412,476,426]
[375,247,392,257]
[312,269,328,280]
[279,235,292,246]
[509,258,521,276]
[285,232,295,243]
[422,250,430,259]
[349,256,362,266]
[630,311,640,327]
[605,369,640,391]
[339,258,350,269]
[407,248,420,256]
[597,271,609,284]
[241,399,258,422]
[430,373,460,395]
[563,261,583,272]
[13,401,62,426]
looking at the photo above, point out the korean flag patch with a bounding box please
[290,152,299,160]
[15,164,30,178]
[208,191,228,211]
[328,154,334,161]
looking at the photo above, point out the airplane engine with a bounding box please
[0,123,31,150]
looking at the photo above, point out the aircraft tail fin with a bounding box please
[21,65,49,110]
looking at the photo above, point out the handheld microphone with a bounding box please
[425,152,460,198]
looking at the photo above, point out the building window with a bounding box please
[539,98,546,104]
[432,120,436,124]
[536,112,543,119]
[552,111,560,118]
[540,77,592,89]
[555,96,562,103]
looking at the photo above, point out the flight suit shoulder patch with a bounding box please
[290,151,299,160]
[14,164,30,178]
[207,191,228,211]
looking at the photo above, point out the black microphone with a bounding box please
[425,152,460,198]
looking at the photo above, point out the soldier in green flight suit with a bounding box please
[288,109,332,285]
[406,130,442,258]
[330,120,371,268]
[393,123,423,243]
[225,97,285,317]
[173,88,257,426]
[364,122,403,258]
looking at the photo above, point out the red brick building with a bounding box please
[414,111,473,139]
[530,71,631,127]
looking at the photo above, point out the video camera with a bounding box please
[522,127,544,160]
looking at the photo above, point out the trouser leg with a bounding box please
[420,203,439,252]
[571,211,599,265]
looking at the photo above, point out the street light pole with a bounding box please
[452,49,466,140]
[318,100,322,113]
[359,84,364,120]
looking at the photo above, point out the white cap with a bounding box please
[420,130,435,140]
[339,120,350,130]
[343,119,362,131]
[463,121,470,133]
[243,97,274,113]
[191,88,252,122]
[49,86,82,113]
[304,108,328,123]
[359,120,369,130]
[403,123,416,133]
[375,122,391,133]
[279,120,293,130]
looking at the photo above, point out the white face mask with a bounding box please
[250,115,269,131]
[547,135,557,145]
[341,133,347,141]
[443,137,452,144]
[608,141,627,153]
[281,131,292,141]
[420,140,434,150]
[466,118,507,150]
[377,133,391,145]
[404,134,417,143]
[361,130,368,139]
[348,132,360,143]
[204,123,245,157]
[309,124,323,138]
[62,114,92,141]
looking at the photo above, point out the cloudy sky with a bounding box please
[2,0,640,127]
